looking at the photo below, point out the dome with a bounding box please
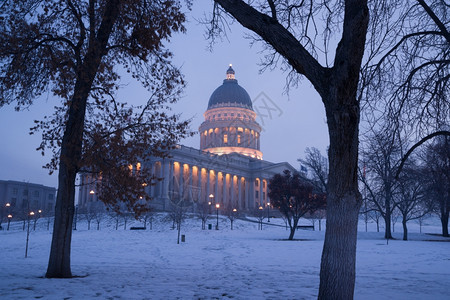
[207,65,253,110]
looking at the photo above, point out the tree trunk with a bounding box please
[384,195,393,239]
[402,218,408,241]
[441,211,449,237]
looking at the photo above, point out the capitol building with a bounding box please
[79,65,295,211]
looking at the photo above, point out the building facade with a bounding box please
[0,180,56,214]
[78,66,295,211]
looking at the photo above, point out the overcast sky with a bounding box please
[0,2,328,189]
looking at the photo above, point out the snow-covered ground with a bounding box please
[0,215,448,299]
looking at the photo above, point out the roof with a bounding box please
[207,65,253,110]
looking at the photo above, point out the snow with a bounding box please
[0,215,448,299]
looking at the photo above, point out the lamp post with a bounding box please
[259,206,263,230]
[5,203,11,230]
[7,214,12,230]
[209,194,214,215]
[25,211,34,258]
[215,203,220,230]
[267,202,270,222]
[73,205,78,230]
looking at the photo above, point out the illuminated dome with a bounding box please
[207,65,253,110]
[199,65,262,160]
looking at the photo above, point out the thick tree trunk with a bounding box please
[319,99,362,299]
[402,219,408,241]
[441,210,449,237]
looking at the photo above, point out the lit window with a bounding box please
[224,134,228,143]
[238,135,241,144]
[231,113,234,116]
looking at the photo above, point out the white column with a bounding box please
[179,164,184,200]
[206,169,210,202]
[188,165,193,202]
[260,178,264,206]
[214,172,219,203]
[230,175,235,207]
[238,177,242,209]
[222,173,227,206]
[248,178,254,209]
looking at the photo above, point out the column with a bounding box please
[230,175,235,207]
[260,178,264,206]
[162,160,170,209]
[206,169,210,202]
[188,165,193,202]
[179,163,184,200]
[238,177,242,209]
[222,173,227,206]
[214,171,219,203]
[248,178,254,209]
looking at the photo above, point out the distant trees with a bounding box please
[298,147,328,193]
[268,170,326,240]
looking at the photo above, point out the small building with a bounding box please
[0,180,56,215]
[78,65,296,211]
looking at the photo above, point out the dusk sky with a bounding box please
[0,2,328,189]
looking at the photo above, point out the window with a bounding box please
[23,189,28,196]
[255,191,259,199]
[22,199,28,209]
[255,180,259,187]
[33,191,39,197]
[223,134,228,144]
[237,135,241,144]
[48,194,54,200]
[263,181,266,188]
[12,188,18,195]
[47,203,53,212]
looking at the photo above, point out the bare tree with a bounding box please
[252,206,265,231]
[224,204,239,230]
[298,147,328,193]
[196,201,211,230]
[168,199,190,244]
[208,1,368,296]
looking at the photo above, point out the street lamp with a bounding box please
[7,214,12,230]
[267,202,270,222]
[73,204,78,231]
[215,203,220,230]
[25,211,34,258]
[259,206,263,230]
[209,194,214,215]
